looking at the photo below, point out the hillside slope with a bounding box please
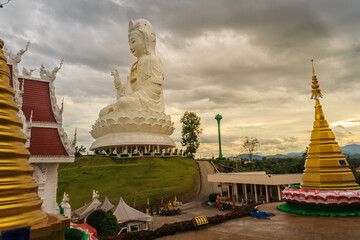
[57,156,199,210]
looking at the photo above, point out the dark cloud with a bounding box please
[2,0,360,155]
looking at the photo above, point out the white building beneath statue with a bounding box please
[5,42,75,214]
[208,171,302,203]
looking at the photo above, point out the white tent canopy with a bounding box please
[72,198,101,219]
[112,197,153,224]
[97,196,114,212]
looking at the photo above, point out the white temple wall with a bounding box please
[32,163,59,214]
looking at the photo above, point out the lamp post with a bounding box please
[215,114,223,158]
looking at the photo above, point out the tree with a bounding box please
[87,210,106,235]
[100,211,120,237]
[75,145,86,157]
[302,147,308,160]
[242,137,260,162]
[180,112,202,158]
[87,210,119,237]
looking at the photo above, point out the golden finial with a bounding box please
[311,59,315,76]
[310,59,323,100]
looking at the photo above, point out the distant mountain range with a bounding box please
[235,144,360,160]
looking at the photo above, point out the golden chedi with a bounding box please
[301,60,358,190]
[278,60,360,217]
[0,38,48,231]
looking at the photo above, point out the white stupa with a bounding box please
[90,19,175,156]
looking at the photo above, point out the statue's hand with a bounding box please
[111,69,119,76]
[112,69,122,88]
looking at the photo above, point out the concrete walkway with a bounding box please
[151,161,360,239]
[160,202,360,240]
[151,160,220,230]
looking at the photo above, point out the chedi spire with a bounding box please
[0,38,48,231]
[301,59,358,189]
[310,59,323,100]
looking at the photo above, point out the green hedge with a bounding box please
[65,228,86,240]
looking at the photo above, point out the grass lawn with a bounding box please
[57,156,199,211]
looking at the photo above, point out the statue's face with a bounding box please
[128,32,146,58]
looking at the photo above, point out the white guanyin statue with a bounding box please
[90,19,175,154]
[99,20,164,116]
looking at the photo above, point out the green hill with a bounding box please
[57,156,199,210]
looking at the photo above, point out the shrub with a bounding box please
[101,211,120,237]
[64,228,85,240]
[209,193,217,202]
[87,210,107,235]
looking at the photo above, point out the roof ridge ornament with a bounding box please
[22,66,36,77]
[310,59,323,100]
[40,58,64,81]
[3,40,30,64]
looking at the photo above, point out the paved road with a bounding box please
[153,161,360,239]
[151,161,220,230]
[181,160,219,210]
[160,202,360,240]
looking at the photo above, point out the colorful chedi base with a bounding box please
[277,60,360,217]
[278,185,360,216]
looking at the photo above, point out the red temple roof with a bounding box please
[8,64,13,86]
[29,127,68,156]
[20,78,56,122]
[7,63,72,157]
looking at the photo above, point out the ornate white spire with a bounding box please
[60,98,64,114]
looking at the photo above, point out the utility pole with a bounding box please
[215,114,223,158]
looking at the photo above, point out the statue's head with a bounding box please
[128,19,156,57]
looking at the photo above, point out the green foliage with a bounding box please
[347,157,360,184]
[100,211,120,237]
[87,210,107,235]
[75,145,86,157]
[64,227,85,240]
[180,111,202,158]
[209,193,217,202]
[251,158,305,174]
[86,210,120,237]
[302,147,308,159]
[58,156,199,211]
[217,157,306,174]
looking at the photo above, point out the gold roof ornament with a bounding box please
[301,59,358,189]
[0,38,48,231]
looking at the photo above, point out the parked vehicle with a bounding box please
[118,222,149,234]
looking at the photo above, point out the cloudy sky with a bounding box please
[1,0,360,157]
